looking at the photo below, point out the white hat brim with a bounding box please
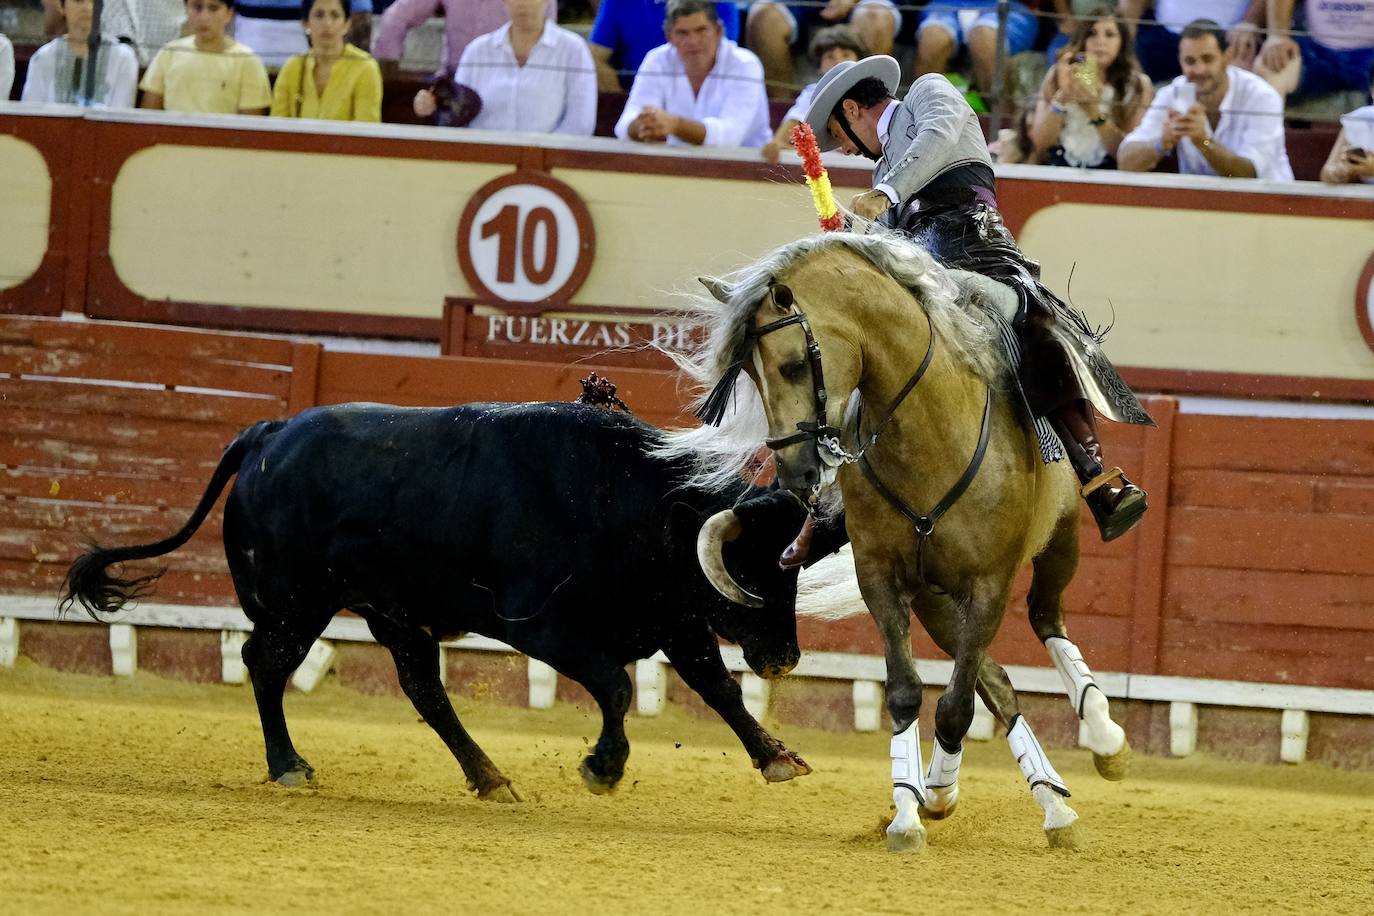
[802,56,902,152]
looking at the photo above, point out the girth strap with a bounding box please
[857,386,994,539]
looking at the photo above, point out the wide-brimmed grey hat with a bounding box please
[803,56,902,151]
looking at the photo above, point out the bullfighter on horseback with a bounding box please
[782,56,1151,565]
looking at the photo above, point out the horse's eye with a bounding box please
[781,359,808,382]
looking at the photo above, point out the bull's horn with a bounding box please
[696,510,763,608]
[698,276,733,304]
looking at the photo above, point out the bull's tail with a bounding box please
[60,420,287,620]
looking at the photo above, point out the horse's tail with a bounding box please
[796,545,867,621]
[60,420,287,620]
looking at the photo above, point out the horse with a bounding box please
[660,231,1133,852]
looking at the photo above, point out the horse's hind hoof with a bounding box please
[1045,822,1084,850]
[579,759,620,795]
[1093,738,1133,782]
[478,782,523,803]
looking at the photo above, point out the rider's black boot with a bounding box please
[1050,399,1148,542]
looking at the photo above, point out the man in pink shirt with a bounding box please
[374,0,556,76]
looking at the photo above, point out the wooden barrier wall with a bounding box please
[3,314,1371,693]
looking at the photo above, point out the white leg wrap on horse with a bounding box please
[890,720,927,806]
[923,740,962,816]
[1045,636,1125,757]
[1006,716,1070,797]
[887,721,928,847]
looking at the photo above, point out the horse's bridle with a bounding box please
[703,285,993,543]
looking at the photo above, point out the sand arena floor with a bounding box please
[2,660,1372,916]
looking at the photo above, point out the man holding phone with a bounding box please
[1119,18,1293,180]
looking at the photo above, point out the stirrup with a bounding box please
[1080,466,1124,498]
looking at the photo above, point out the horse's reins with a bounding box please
[711,285,993,555]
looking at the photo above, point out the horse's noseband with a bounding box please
[753,311,845,453]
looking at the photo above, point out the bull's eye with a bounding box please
[780,359,808,382]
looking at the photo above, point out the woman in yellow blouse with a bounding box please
[271,0,382,121]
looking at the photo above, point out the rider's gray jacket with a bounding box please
[873,75,992,204]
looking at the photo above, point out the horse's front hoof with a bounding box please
[579,758,620,795]
[1093,737,1132,782]
[478,782,523,803]
[1045,822,1084,850]
[886,824,927,853]
[760,748,812,783]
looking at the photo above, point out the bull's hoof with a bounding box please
[267,763,315,787]
[477,782,523,803]
[1045,822,1084,850]
[1093,737,1133,782]
[579,758,621,795]
[760,748,812,783]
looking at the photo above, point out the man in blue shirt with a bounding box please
[589,0,738,90]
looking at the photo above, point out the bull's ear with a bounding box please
[698,276,733,303]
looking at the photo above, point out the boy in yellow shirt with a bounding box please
[140,0,272,114]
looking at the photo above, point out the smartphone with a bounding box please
[1172,82,1197,113]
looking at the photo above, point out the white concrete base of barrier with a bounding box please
[0,617,17,669]
[109,624,136,677]
[527,659,557,709]
[290,640,337,693]
[5,596,1374,765]
[1170,701,1199,756]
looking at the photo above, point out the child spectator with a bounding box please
[744,0,896,100]
[411,0,595,134]
[140,0,272,114]
[1030,6,1152,168]
[1256,0,1374,102]
[22,0,139,107]
[615,0,770,148]
[374,0,556,79]
[271,0,382,120]
[761,25,867,162]
[1320,64,1374,183]
[589,0,739,92]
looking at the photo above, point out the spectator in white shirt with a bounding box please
[616,0,771,148]
[412,0,596,135]
[22,0,140,107]
[1,34,14,101]
[1119,19,1293,180]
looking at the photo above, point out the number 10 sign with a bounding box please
[457,171,596,309]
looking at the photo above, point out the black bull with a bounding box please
[62,402,816,799]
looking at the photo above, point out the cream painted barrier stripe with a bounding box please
[0,135,53,293]
[4,596,1371,717]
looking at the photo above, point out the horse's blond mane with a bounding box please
[655,230,1011,492]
